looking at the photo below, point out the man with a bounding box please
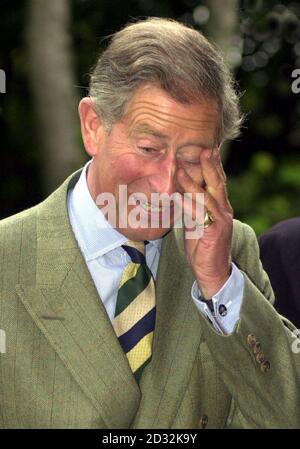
[259,217,300,328]
[0,18,299,429]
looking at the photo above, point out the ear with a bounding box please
[78,97,105,157]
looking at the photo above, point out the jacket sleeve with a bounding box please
[200,222,300,429]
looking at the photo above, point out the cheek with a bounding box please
[110,155,147,186]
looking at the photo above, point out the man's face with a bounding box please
[85,85,220,241]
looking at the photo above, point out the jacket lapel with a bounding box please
[132,228,203,428]
[16,172,141,429]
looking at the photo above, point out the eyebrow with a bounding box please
[129,122,216,149]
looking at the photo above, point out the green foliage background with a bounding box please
[0,0,300,236]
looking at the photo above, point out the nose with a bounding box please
[148,153,178,195]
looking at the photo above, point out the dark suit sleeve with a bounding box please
[259,218,300,328]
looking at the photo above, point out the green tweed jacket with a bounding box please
[0,170,299,429]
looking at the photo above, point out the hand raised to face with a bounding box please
[176,146,233,300]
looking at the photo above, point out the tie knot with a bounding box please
[122,240,146,264]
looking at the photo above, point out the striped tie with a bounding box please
[113,241,156,383]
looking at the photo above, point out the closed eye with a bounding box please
[185,160,200,165]
[139,147,159,154]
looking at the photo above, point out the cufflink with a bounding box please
[218,304,227,317]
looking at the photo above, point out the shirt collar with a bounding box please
[68,161,162,261]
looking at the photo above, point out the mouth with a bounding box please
[138,200,167,213]
[137,199,176,215]
[131,193,173,212]
[123,193,181,230]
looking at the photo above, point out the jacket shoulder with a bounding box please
[0,169,81,253]
[0,204,39,254]
[232,218,258,257]
[0,206,39,290]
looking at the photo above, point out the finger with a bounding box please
[213,148,233,210]
[200,148,229,209]
[177,167,224,222]
[177,154,233,218]
[176,148,214,194]
[176,165,199,197]
[182,162,205,187]
[213,148,226,182]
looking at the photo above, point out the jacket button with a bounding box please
[247,334,256,347]
[256,351,265,364]
[261,360,270,373]
[253,341,261,355]
[199,414,208,429]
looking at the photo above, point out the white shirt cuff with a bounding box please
[191,263,244,335]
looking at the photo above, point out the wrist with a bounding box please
[197,265,232,300]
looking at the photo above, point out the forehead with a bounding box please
[122,85,220,143]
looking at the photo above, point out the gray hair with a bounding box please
[89,17,243,142]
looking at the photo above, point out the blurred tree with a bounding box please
[204,0,241,165]
[205,0,241,69]
[226,0,300,234]
[26,0,85,193]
